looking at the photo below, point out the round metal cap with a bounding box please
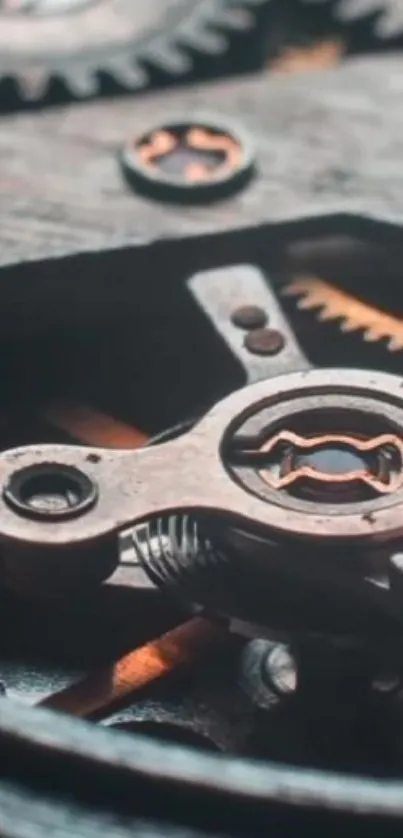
[120,115,255,204]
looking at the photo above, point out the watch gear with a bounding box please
[0,0,269,103]
[303,0,403,38]
[283,277,403,352]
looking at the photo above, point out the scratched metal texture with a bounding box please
[0,53,403,270]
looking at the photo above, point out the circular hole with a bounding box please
[4,463,97,521]
[21,473,81,513]
[111,721,220,752]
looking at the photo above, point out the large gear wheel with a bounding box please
[303,0,403,38]
[0,0,270,103]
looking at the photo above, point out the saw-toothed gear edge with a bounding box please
[0,0,270,104]
[302,0,403,39]
[283,278,403,354]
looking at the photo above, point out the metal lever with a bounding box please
[1,370,403,609]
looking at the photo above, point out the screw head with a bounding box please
[231,305,268,330]
[244,328,285,356]
[261,643,298,696]
[120,116,255,205]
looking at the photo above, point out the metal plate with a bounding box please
[0,54,403,269]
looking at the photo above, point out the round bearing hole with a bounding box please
[3,463,97,521]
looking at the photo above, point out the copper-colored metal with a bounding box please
[137,130,177,167]
[186,127,242,174]
[41,402,148,448]
[2,371,403,549]
[137,127,242,183]
[271,40,344,74]
[284,277,403,352]
[257,430,403,494]
[40,616,223,717]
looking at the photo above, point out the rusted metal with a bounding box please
[40,616,224,718]
[41,403,149,449]
[4,369,403,551]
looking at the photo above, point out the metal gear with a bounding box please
[303,0,403,38]
[283,277,403,352]
[0,0,270,103]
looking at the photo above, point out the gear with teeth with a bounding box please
[303,0,403,39]
[283,277,403,352]
[0,0,269,104]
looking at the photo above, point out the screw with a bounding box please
[261,643,298,696]
[231,305,268,330]
[244,328,285,356]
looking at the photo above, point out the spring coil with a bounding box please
[132,514,229,594]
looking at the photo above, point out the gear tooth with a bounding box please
[15,67,49,101]
[286,275,403,355]
[294,295,317,311]
[281,282,301,299]
[178,18,229,54]
[104,58,148,90]
[281,279,310,297]
[364,327,382,343]
[66,69,99,99]
[375,7,403,37]
[144,40,193,75]
[388,335,403,352]
[212,7,255,30]
[339,318,359,333]
[1,0,267,105]
[316,306,336,322]
[336,0,377,21]
[323,0,403,38]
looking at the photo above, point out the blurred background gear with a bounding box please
[301,0,403,41]
[0,0,274,108]
[283,277,403,352]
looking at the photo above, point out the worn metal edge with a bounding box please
[0,695,402,823]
